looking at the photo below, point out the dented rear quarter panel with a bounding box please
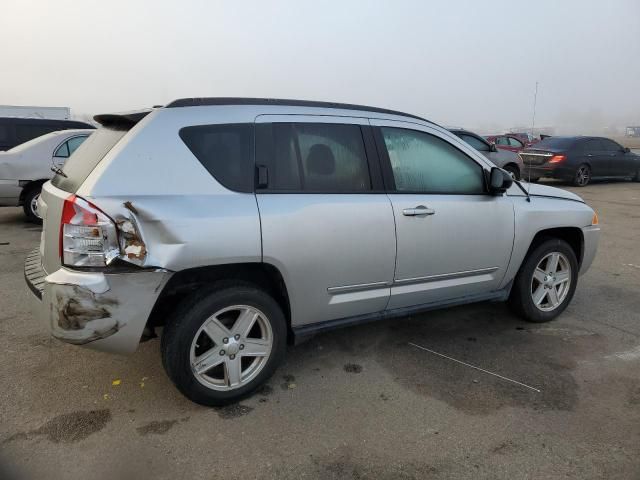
[76,108,262,271]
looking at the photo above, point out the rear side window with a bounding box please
[54,136,88,158]
[180,124,254,193]
[52,128,126,192]
[256,123,371,192]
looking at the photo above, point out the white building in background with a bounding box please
[0,105,70,120]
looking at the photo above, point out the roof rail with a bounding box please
[165,97,432,124]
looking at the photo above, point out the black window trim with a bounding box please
[372,125,490,195]
[255,121,385,194]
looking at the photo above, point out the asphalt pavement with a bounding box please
[1,180,639,480]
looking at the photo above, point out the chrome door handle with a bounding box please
[402,205,435,216]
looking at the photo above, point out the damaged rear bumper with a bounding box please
[25,249,172,354]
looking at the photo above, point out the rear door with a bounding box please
[255,115,396,327]
[371,120,514,309]
[581,139,609,177]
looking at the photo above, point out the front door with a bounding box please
[255,116,396,327]
[371,120,515,310]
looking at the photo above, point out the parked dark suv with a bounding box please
[520,136,640,186]
[0,117,94,151]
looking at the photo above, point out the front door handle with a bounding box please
[402,205,435,216]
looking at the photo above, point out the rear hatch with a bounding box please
[40,110,150,273]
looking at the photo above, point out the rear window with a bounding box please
[179,124,254,193]
[52,128,127,192]
[533,137,575,150]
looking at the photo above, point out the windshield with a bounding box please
[51,127,128,192]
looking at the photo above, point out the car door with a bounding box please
[371,120,514,309]
[255,115,396,327]
[600,138,632,176]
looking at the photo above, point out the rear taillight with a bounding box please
[549,155,566,163]
[60,195,120,267]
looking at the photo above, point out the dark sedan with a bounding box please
[520,136,640,186]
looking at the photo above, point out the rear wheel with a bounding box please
[509,238,578,323]
[573,164,591,187]
[503,164,520,180]
[22,186,43,224]
[161,283,287,406]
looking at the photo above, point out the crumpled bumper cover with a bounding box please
[25,249,172,354]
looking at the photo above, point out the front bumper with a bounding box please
[580,225,600,275]
[25,249,172,354]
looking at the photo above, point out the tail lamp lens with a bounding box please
[549,155,566,163]
[60,195,119,267]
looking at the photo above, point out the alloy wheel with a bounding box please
[530,252,572,312]
[575,166,590,186]
[30,193,42,219]
[189,305,273,391]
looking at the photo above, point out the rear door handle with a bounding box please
[402,205,435,216]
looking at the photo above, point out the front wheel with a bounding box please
[509,238,578,323]
[161,283,287,406]
[573,164,591,187]
[23,186,43,224]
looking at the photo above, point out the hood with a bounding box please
[522,182,583,202]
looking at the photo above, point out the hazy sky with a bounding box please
[2,0,639,133]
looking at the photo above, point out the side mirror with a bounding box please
[489,167,513,194]
[624,147,631,153]
[489,143,498,152]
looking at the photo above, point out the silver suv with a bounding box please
[25,98,600,405]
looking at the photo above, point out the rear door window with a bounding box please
[179,124,254,193]
[508,137,524,148]
[256,123,371,192]
[54,141,70,158]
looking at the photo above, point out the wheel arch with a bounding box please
[146,262,293,342]
[524,227,584,269]
[18,179,48,205]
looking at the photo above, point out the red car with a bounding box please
[485,134,531,152]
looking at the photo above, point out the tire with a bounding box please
[573,164,591,187]
[508,238,578,323]
[161,282,287,406]
[503,164,520,181]
[22,186,43,224]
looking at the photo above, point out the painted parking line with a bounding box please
[408,342,541,393]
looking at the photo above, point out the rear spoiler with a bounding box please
[93,109,153,128]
